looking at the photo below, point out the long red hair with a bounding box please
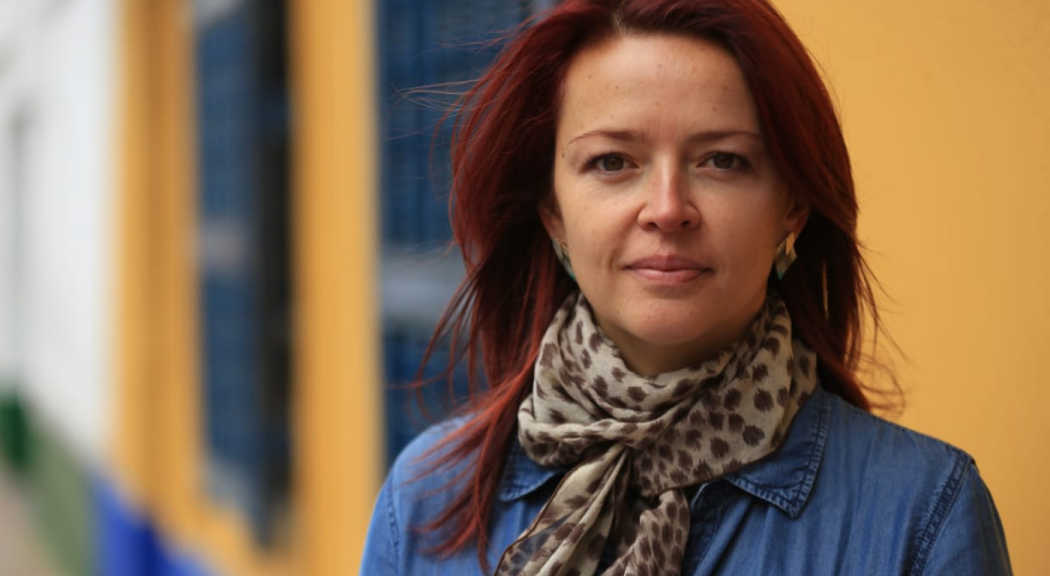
[415,0,891,565]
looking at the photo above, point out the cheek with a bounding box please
[720,208,781,266]
[568,220,605,264]
[561,198,610,248]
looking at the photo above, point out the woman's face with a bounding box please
[543,33,808,376]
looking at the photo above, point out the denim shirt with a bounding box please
[361,386,1012,575]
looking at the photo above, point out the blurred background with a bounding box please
[0,0,1045,575]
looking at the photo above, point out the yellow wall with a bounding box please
[113,0,156,512]
[773,1,1050,573]
[289,0,383,573]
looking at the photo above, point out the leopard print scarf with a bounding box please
[495,291,817,576]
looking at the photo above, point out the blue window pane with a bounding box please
[195,0,291,546]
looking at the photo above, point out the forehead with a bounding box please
[557,33,760,139]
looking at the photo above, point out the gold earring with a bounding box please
[550,237,576,281]
[774,232,797,280]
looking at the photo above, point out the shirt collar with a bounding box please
[721,384,829,519]
[499,385,831,519]
[498,435,566,502]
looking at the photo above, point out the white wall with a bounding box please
[0,0,30,387]
[0,0,118,465]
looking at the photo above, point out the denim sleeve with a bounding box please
[360,476,400,576]
[915,462,1012,576]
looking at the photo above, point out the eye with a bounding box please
[592,154,626,172]
[705,152,745,170]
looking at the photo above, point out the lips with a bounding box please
[626,255,712,285]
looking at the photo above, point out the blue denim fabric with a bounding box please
[360,386,1012,575]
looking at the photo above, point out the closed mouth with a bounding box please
[626,255,712,284]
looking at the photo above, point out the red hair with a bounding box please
[415,0,893,565]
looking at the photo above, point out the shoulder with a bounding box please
[387,415,476,499]
[823,390,974,484]
[360,416,476,575]
[820,391,978,524]
[383,415,481,543]
[818,392,1012,575]
[390,416,471,476]
[361,416,478,574]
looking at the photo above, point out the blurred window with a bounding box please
[194,0,291,546]
[378,1,553,466]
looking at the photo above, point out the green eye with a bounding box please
[597,155,625,172]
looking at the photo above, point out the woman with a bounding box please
[362,0,1012,574]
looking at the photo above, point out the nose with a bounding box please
[637,165,700,231]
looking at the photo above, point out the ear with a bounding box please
[782,194,811,238]
[539,194,566,243]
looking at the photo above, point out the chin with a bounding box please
[627,302,741,347]
[626,318,720,350]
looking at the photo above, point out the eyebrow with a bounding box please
[567,128,762,146]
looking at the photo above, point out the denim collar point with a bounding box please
[723,387,829,519]
[498,440,564,502]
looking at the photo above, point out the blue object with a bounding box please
[95,476,215,576]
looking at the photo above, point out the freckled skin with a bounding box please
[541,34,809,376]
